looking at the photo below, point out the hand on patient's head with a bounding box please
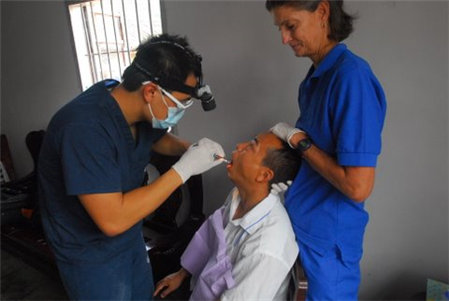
[270,122,305,148]
[262,136,301,190]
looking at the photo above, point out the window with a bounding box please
[68,0,163,90]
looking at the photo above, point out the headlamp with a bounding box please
[133,62,216,111]
[195,85,216,111]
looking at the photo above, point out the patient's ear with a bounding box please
[256,167,274,183]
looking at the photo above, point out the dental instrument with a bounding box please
[214,154,231,164]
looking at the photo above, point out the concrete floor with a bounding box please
[1,249,68,301]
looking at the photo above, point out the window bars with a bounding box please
[69,0,163,90]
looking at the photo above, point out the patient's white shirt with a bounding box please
[221,188,299,301]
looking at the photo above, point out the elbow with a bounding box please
[349,193,369,203]
[341,167,376,203]
[103,229,122,238]
[92,210,134,237]
[346,187,372,203]
[98,222,126,237]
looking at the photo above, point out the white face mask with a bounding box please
[148,88,185,129]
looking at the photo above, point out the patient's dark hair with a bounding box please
[262,141,301,187]
[121,33,202,91]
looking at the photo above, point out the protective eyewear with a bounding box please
[142,81,194,110]
[160,87,194,110]
[135,62,216,111]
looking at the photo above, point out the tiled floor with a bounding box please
[1,249,68,300]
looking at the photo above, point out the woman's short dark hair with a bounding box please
[263,141,301,187]
[121,33,203,91]
[265,0,356,42]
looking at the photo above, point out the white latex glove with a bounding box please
[172,138,225,183]
[270,122,305,149]
[271,180,293,203]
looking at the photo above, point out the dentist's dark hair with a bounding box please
[122,34,202,92]
[265,0,356,42]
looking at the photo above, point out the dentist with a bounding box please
[38,34,224,301]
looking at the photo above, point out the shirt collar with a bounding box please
[309,43,347,79]
[228,190,279,235]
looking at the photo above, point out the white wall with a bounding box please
[1,0,81,176]
[1,0,448,299]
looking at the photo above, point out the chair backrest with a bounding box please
[1,130,46,227]
[288,256,308,301]
[4,130,46,192]
[1,134,16,181]
[146,152,204,231]
[25,130,45,171]
[144,152,205,287]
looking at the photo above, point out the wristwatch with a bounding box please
[296,138,312,155]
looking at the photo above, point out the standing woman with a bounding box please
[265,1,387,300]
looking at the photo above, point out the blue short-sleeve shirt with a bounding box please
[38,80,167,264]
[285,44,387,260]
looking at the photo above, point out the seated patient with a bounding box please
[154,132,301,301]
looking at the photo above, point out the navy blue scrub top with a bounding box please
[38,80,167,264]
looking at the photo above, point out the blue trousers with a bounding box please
[299,243,361,301]
[57,238,154,301]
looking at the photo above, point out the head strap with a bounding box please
[133,61,200,97]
